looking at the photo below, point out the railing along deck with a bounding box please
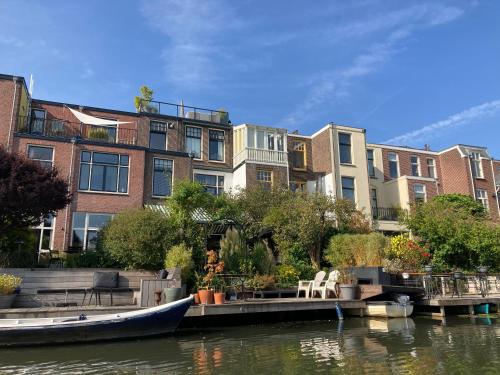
[372,207,401,221]
[16,116,137,146]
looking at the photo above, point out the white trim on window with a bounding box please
[475,189,489,211]
[426,158,436,179]
[27,144,54,168]
[185,125,203,160]
[208,128,225,163]
[410,155,421,177]
[413,183,426,202]
[71,212,114,251]
[152,157,175,198]
[388,152,400,179]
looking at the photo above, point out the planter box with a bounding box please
[0,295,15,309]
[348,266,391,285]
[339,284,359,300]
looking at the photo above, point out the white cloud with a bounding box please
[281,3,465,127]
[383,99,500,145]
[141,0,239,88]
[0,35,25,48]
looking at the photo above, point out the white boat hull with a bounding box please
[364,302,414,318]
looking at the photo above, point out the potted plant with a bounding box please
[212,276,226,305]
[338,270,358,300]
[0,274,22,309]
[198,250,224,305]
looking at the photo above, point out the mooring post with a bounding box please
[468,305,475,316]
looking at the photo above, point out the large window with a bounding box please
[475,189,489,211]
[339,133,352,164]
[32,214,55,253]
[388,152,399,178]
[71,212,113,251]
[28,145,53,169]
[367,149,375,177]
[186,126,202,159]
[209,130,225,161]
[410,155,420,176]
[79,151,129,193]
[470,152,483,178]
[194,174,224,196]
[341,176,355,202]
[153,158,173,197]
[292,141,306,170]
[149,121,168,150]
[427,158,436,178]
[413,184,426,203]
[257,170,272,190]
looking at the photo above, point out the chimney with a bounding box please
[424,144,430,151]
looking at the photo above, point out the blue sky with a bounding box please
[1,0,499,156]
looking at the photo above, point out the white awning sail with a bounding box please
[67,107,131,126]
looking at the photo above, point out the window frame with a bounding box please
[194,173,225,196]
[71,212,113,251]
[256,169,273,190]
[152,157,174,198]
[426,158,436,179]
[149,120,168,150]
[208,128,225,162]
[470,152,484,178]
[341,176,355,202]
[32,214,56,252]
[185,125,203,160]
[338,132,353,165]
[388,152,399,179]
[475,189,489,211]
[78,150,130,194]
[413,183,426,203]
[367,149,375,177]
[292,140,307,170]
[27,144,54,169]
[410,155,421,177]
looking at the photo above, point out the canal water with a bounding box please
[0,316,498,374]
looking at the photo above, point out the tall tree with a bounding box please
[0,147,71,233]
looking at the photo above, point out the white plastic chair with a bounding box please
[318,270,340,299]
[297,271,326,298]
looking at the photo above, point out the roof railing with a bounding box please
[139,99,230,125]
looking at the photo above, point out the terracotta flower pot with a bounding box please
[198,289,214,305]
[193,293,200,305]
[214,292,225,305]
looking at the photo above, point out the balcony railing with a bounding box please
[372,207,401,221]
[16,116,137,146]
[139,99,230,125]
[234,147,288,166]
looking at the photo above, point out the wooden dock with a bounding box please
[416,294,500,317]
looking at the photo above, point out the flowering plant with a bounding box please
[386,234,431,272]
[203,250,225,290]
[0,274,22,295]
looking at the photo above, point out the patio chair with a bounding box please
[297,271,326,298]
[316,270,340,299]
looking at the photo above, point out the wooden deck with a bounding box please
[416,294,500,317]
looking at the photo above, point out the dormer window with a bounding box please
[470,152,483,178]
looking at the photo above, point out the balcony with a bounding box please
[234,147,288,166]
[372,207,401,221]
[139,99,230,125]
[16,116,137,146]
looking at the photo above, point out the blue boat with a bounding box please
[473,303,490,314]
[0,296,193,347]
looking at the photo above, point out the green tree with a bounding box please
[165,243,195,284]
[404,194,500,271]
[101,208,175,270]
[134,85,155,112]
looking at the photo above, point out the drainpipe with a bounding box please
[6,77,19,152]
[63,138,77,250]
[328,124,337,199]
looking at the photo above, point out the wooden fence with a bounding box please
[0,268,181,308]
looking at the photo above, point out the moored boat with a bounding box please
[364,294,414,318]
[0,295,193,347]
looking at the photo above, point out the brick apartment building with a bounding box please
[1,73,499,255]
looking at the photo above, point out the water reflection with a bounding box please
[0,316,497,374]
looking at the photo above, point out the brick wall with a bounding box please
[381,148,439,181]
[0,78,23,149]
[311,128,332,174]
[245,163,288,189]
[407,179,438,204]
[438,148,472,195]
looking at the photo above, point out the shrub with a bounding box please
[0,274,22,294]
[275,264,300,287]
[252,241,274,275]
[88,127,110,140]
[219,227,244,273]
[0,228,37,268]
[245,274,275,290]
[324,233,388,269]
[101,208,175,270]
[385,234,430,272]
[165,243,194,283]
[282,244,316,280]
